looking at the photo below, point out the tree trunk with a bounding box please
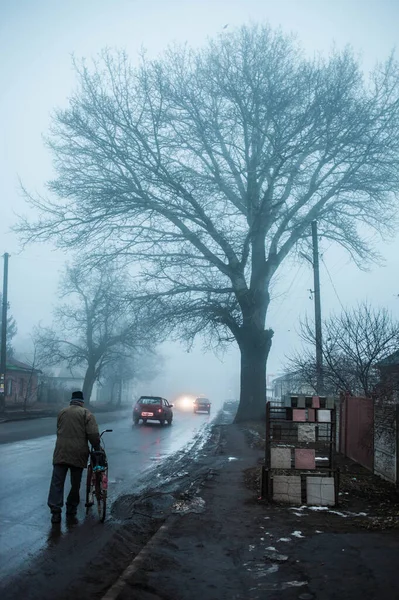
[82,364,96,405]
[235,327,273,423]
[117,379,122,406]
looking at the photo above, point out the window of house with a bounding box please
[6,379,12,396]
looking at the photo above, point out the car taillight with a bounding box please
[134,407,139,411]
[157,408,162,413]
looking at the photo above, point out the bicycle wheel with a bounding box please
[85,464,94,513]
[95,472,107,523]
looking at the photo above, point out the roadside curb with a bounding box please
[0,412,56,423]
[101,514,180,600]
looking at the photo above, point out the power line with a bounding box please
[321,255,345,310]
[269,264,306,327]
[12,254,66,265]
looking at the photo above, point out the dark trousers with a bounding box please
[48,464,83,514]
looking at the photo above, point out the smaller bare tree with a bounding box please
[288,303,399,397]
[35,264,158,404]
[100,347,163,405]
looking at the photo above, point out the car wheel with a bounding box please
[142,419,147,425]
[159,419,165,426]
[133,418,139,425]
[167,418,172,426]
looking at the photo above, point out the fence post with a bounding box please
[396,404,399,488]
[343,393,349,457]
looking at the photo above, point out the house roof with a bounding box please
[377,350,399,368]
[272,371,301,384]
[6,357,42,374]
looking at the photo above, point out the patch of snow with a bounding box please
[172,496,205,515]
[291,531,305,538]
[277,537,292,543]
[282,581,308,589]
[264,550,289,562]
[227,456,238,461]
[315,457,329,461]
[308,506,329,512]
[266,546,276,551]
[249,545,256,551]
[265,564,279,575]
[251,563,280,578]
[315,530,323,534]
[293,512,305,517]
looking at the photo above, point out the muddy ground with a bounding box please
[3,414,399,600]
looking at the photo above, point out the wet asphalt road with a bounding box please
[0,407,212,588]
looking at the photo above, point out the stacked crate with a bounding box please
[263,396,339,506]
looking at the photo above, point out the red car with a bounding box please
[133,396,174,426]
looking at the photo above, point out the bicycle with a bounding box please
[85,429,112,522]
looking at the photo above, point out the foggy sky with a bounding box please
[1,0,399,401]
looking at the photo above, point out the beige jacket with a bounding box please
[52,403,100,469]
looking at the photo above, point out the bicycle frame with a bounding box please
[85,429,112,522]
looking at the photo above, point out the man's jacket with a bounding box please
[53,404,100,469]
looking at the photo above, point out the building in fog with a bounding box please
[271,371,315,403]
[4,358,41,407]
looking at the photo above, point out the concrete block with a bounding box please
[273,475,302,504]
[271,447,292,469]
[295,448,316,469]
[317,409,331,423]
[293,409,306,422]
[298,423,316,442]
[307,408,316,422]
[326,397,335,409]
[306,476,335,506]
[312,396,320,408]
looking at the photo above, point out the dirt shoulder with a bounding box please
[111,419,399,600]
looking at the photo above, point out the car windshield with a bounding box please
[197,398,209,403]
[139,397,162,405]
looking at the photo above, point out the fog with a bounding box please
[1,0,399,403]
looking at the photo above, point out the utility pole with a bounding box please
[311,221,323,395]
[0,253,9,412]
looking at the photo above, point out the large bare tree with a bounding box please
[18,25,399,420]
[289,303,399,397]
[35,264,157,403]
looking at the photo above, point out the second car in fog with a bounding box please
[193,397,211,414]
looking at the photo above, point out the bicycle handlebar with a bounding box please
[100,429,113,438]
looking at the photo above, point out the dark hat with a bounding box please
[71,390,84,401]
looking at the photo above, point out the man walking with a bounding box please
[48,390,100,524]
